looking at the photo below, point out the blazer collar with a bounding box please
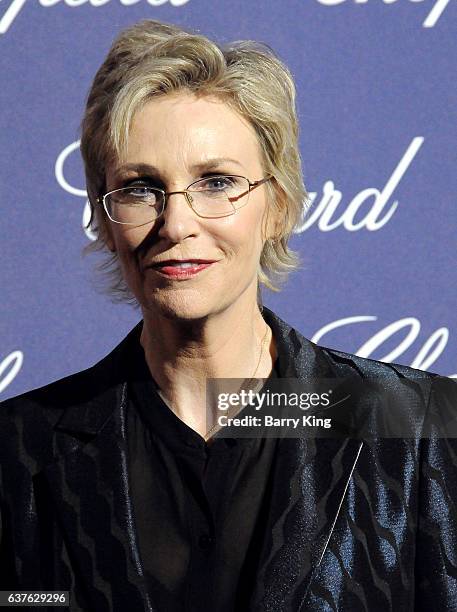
[53,305,340,437]
[261,305,339,380]
[45,307,363,611]
[52,322,143,437]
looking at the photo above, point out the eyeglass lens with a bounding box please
[105,175,251,224]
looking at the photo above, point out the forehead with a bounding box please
[118,92,263,175]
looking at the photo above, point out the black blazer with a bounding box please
[1,307,456,612]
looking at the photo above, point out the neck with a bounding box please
[139,299,277,436]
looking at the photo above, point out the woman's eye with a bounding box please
[124,178,159,198]
[129,185,151,196]
[203,176,233,190]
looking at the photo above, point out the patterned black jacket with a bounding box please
[0,306,456,611]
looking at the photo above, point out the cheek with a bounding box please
[218,206,265,255]
[110,229,147,277]
[111,226,145,255]
[238,209,265,256]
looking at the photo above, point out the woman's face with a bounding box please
[104,91,275,321]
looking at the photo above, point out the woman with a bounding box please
[1,18,456,612]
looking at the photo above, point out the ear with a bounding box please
[261,192,283,244]
[267,212,282,242]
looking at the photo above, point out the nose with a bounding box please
[156,190,199,243]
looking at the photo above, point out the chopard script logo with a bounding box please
[313,316,456,378]
[0,0,191,35]
[54,137,424,236]
[296,137,423,232]
[315,0,451,28]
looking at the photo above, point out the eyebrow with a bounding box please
[112,158,245,178]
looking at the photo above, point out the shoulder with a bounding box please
[0,364,96,429]
[0,320,142,417]
[0,364,103,474]
[0,321,141,470]
[320,343,438,382]
[320,343,456,406]
[264,307,451,438]
[320,341,451,418]
[316,343,457,444]
[264,305,438,382]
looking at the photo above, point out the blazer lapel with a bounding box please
[41,326,156,612]
[249,309,365,611]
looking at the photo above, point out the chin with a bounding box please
[142,291,216,322]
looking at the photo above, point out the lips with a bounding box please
[150,259,217,279]
[152,259,216,268]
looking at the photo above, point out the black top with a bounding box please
[126,328,280,612]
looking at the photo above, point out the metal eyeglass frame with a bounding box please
[96,174,273,224]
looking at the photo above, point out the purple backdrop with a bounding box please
[1,0,456,400]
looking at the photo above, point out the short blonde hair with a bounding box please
[80,19,309,307]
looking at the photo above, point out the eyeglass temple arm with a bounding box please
[251,175,273,188]
[229,174,273,203]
